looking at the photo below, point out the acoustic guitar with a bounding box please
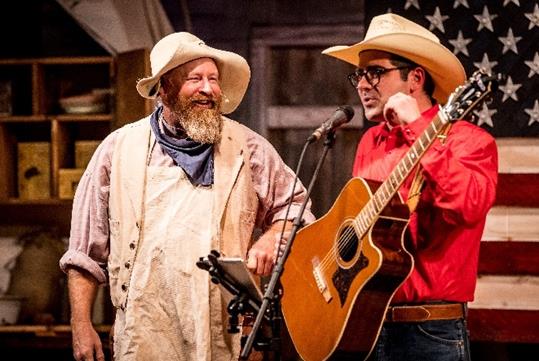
[280,69,500,361]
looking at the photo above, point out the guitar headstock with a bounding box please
[442,69,504,123]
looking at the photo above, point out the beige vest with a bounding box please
[107,116,259,358]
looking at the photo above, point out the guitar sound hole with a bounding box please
[337,225,359,263]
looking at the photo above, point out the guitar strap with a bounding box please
[406,123,453,212]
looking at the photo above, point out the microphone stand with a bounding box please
[240,131,338,360]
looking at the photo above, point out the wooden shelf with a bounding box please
[54,114,112,122]
[0,114,112,123]
[0,324,112,357]
[0,324,111,335]
[0,115,48,122]
[0,57,112,66]
[0,198,73,205]
[0,199,73,234]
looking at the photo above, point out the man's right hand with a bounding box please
[67,267,104,360]
[71,320,105,361]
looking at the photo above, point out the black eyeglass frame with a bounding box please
[347,65,411,88]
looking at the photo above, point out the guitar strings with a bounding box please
[318,221,362,272]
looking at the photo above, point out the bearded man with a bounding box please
[60,32,314,361]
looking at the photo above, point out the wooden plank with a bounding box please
[483,206,539,241]
[114,49,153,129]
[0,124,15,198]
[267,105,364,129]
[496,174,539,207]
[0,201,72,235]
[496,138,539,174]
[470,275,539,311]
[468,309,539,343]
[479,241,539,275]
[0,324,110,334]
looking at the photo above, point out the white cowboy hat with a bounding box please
[136,32,250,114]
[322,13,466,104]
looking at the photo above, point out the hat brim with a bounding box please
[323,33,466,104]
[136,47,250,115]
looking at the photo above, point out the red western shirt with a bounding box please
[352,105,498,303]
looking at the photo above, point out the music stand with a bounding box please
[196,251,269,338]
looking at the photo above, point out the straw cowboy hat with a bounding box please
[136,32,250,114]
[322,13,466,103]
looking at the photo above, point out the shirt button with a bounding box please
[124,261,130,269]
[121,284,127,292]
[129,242,136,250]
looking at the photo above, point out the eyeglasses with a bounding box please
[347,65,410,88]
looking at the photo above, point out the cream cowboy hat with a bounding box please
[136,32,250,114]
[322,13,466,103]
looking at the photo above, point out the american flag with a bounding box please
[366,0,539,138]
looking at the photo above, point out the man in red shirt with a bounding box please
[323,13,498,361]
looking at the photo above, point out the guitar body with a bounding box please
[281,177,414,361]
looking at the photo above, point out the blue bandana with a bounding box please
[149,108,214,186]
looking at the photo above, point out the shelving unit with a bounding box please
[0,51,151,234]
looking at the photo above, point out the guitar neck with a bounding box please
[354,109,449,235]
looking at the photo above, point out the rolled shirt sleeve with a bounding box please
[59,131,118,284]
[244,127,316,229]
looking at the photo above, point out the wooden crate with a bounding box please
[74,140,101,169]
[58,168,84,199]
[17,142,50,199]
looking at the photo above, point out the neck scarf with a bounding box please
[149,108,214,186]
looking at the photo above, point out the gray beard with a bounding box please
[168,95,223,144]
[174,107,223,144]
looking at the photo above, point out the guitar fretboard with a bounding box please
[353,109,449,236]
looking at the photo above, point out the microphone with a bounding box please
[307,105,355,143]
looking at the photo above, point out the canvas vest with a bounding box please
[107,115,258,315]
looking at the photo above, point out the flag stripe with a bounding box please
[470,275,539,310]
[496,174,539,207]
[478,241,539,275]
[468,309,539,343]
[497,138,539,173]
[483,206,539,241]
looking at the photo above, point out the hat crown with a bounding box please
[149,32,205,76]
[365,14,440,44]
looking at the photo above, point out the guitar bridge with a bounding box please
[312,257,332,303]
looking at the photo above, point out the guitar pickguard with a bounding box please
[332,252,369,306]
